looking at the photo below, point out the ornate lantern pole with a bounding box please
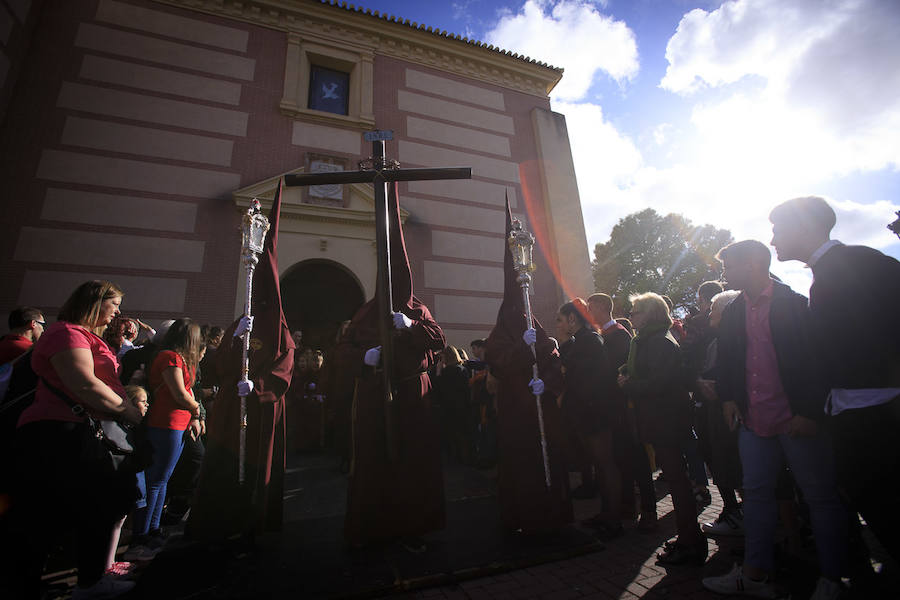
[508,219,551,488]
[238,198,269,484]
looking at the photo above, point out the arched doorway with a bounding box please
[280,259,365,352]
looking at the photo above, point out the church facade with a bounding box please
[0,0,592,349]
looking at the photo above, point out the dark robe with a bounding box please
[340,180,446,546]
[339,297,446,545]
[486,311,571,533]
[288,368,323,451]
[484,198,572,534]
[187,181,294,541]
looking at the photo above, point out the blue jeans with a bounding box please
[739,426,848,578]
[135,426,185,536]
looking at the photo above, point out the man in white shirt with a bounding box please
[769,195,900,563]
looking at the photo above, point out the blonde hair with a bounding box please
[628,292,673,329]
[709,290,740,327]
[442,345,463,367]
[58,280,124,335]
[124,385,148,406]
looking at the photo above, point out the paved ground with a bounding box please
[39,451,898,599]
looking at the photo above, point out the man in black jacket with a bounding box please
[702,240,847,600]
[769,195,900,562]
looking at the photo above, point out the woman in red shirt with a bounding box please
[130,318,204,552]
[11,280,142,599]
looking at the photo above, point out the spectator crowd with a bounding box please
[0,195,897,600]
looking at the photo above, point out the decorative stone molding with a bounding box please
[280,31,376,129]
[152,0,562,97]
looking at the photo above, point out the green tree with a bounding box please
[592,208,733,313]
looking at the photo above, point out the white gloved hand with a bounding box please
[237,379,254,396]
[528,377,545,395]
[364,346,382,367]
[392,312,412,330]
[308,382,316,391]
[522,328,537,346]
[234,315,254,337]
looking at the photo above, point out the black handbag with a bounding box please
[41,377,152,475]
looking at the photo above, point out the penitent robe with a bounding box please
[486,312,572,534]
[338,297,446,546]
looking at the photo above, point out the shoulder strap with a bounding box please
[39,376,88,417]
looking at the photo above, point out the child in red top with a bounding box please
[130,319,204,552]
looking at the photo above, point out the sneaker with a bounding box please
[122,542,160,562]
[702,564,780,598]
[71,575,136,599]
[656,538,707,567]
[146,528,168,551]
[702,509,745,536]
[809,577,844,600]
[104,561,136,578]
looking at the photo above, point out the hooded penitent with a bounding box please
[484,195,572,534]
[339,179,446,546]
[189,178,295,540]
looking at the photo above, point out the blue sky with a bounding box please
[357,0,900,293]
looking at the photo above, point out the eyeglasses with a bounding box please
[35,321,46,327]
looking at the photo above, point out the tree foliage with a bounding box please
[592,208,733,313]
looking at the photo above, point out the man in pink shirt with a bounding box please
[702,240,847,600]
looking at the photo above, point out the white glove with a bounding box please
[234,315,254,337]
[237,379,254,396]
[528,377,545,395]
[308,382,316,391]
[392,312,412,330]
[364,346,382,367]
[522,328,537,345]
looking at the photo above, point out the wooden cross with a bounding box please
[285,130,471,461]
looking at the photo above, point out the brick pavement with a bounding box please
[384,490,731,600]
[381,483,898,600]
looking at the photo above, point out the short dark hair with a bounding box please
[716,240,772,270]
[587,293,613,314]
[470,339,486,348]
[697,280,724,303]
[8,306,43,329]
[559,298,590,329]
[769,196,836,234]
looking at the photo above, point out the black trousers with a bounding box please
[2,421,134,598]
[833,401,900,562]
[165,431,206,516]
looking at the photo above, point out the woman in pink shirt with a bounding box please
[11,280,142,599]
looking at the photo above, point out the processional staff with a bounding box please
[237,198,270,484]
[508,219,552,488]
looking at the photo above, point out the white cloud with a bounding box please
[653,123,672,146]
[486,0,900,292]
[660,0,900,175]
[486,0,639,101]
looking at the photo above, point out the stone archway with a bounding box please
[280,259,365,352]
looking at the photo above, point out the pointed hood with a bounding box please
[349,180,428,344]
[489,193,557,371]
[501,194,524,315]
[387,181,413,310]
[220,178,295,399]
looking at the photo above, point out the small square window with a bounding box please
[308,65,349,116]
